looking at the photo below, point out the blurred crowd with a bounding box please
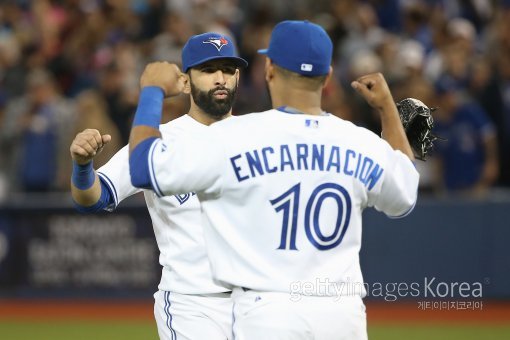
[0,0,509,200]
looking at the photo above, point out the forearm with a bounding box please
[128,87,164,188]
[350,73,415,161]
[71,173,102,206]
[70,160,115,212]
[379,102,415,161]
[128,87,164,155]
[128,62,186,188]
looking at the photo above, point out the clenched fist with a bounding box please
[70,129,111,165]
[140,62,188,97]
[351,73,395,113]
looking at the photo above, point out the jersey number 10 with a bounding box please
[270,182,352,251]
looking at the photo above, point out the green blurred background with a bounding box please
[0,321,508,340]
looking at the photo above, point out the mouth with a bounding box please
[212,89,229,99]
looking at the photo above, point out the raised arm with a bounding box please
[70,129,112,209]
[351,73,415,161]
[129,62,187,188]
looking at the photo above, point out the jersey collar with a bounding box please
[276,106,328,116]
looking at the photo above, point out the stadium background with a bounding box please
[0,0,509,339]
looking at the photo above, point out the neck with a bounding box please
[271,87,323,116]
[188,103,231,126]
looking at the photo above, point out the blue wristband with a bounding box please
[133,86,165,128]
[72,160,95,190]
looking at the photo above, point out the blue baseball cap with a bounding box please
[258,20,333,76]
[182,32,248,72]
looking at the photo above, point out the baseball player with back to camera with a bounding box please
[128,21,419,339]
[70,33,247,340]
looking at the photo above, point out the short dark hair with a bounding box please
[273,64,327,90]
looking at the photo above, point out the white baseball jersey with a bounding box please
[148,109,419,295]
[97,114,230,294]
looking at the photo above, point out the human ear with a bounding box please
[183,73,191,94]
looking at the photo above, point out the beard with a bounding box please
[190,80,238,119]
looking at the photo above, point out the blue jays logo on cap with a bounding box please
[182,32,248,72]
[258,20,332,77]
[203,36,229,51]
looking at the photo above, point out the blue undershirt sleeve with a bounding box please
[129,137,158,189]
[73,178,114,213]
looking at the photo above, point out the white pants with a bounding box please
[154,290,233,340]
[232,289,367,340]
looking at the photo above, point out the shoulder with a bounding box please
[326,114,381,140]
[159,114,188,131]
[219,110,274,124]
[160,114,208,136]
[209,110,274,132]
[324,115,397,161]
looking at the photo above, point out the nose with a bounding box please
[213,70,227,86]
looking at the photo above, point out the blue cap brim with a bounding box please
[257,49,268,54]
[185,56,248,72]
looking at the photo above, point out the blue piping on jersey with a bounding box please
[164,291,177,339]
[97,171,118,207]
[148,140,164,197]
[388,192,417,219]
[232,301,236,340]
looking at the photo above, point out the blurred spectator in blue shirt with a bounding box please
[0,69,75,192]
[432,76,499,197]
[472,8,510,187]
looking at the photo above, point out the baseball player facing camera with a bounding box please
[128,21,419,339]
[70,33,247,340]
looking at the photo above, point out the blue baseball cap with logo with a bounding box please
[258,20,333,77]
[182,32,248,72]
